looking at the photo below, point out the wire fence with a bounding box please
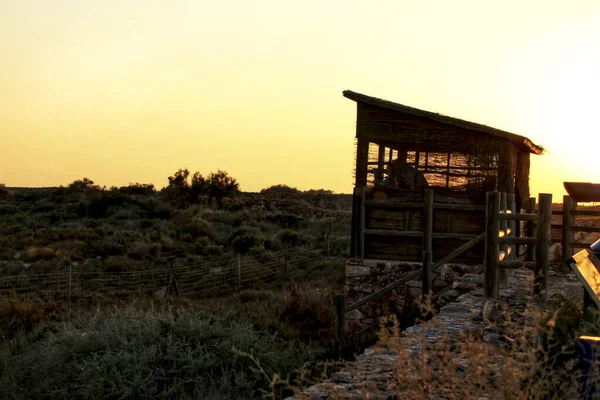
[0,244,349,302]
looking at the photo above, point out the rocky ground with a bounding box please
[290,267,584,399]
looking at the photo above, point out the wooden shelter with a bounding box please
[345,90,544,263]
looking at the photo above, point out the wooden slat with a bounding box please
[573,242,597,249]
[364,229,423,238]
[364,200,485,211]
[346,270,422,312]
[432,232,485,271]
[535,193,553,303]
[572,210,600,216]
[498,212,538,221]
[499,260,536,269]
[569,225,600,233]
[499,236,536,245]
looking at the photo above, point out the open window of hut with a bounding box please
[345,90,544,262]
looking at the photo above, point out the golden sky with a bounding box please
[1,0,600,198]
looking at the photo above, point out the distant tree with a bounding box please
[260,184,300,196]
[120,183,155,196]
[164,168,239,207]
[164,169,191,204]
[68,178,101,192]
[0,184,8,199]
[189,172,208,203]
[207,170,239,206]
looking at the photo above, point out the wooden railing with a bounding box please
[338,189,555,339]
[484,191,552,302]
[552,195,600,260]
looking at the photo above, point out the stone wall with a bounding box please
[344,258,476,332]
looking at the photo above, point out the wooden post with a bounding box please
[422,189,434,296]
[350,187,359,257]
[355,137,370,187]
[507,193,516,261]
[327,217,332,260]
[497,142,515,194]
[237,253,241,292]
[375,144,385,182]
[335,294,346,340]
[562,195,574,262]
[526,197,536,261]
[535,193,553,303]
[68,264,72,313]
[359,186,366,258]
[499,192,509,286]
[484,191,501,299]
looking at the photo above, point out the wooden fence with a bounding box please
[483,191,552,302]
[337,189,554,338]
[552,195,600,261]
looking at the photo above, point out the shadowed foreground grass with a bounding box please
[0,303,326,399]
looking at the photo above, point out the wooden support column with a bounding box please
[499,192,509,286]
[535,193,553,303]
[526,197,536,261]
[485,191,501,299]
[359,186,366,258]
[498,141,515,194]
[355,138,369,187]
[422,189,434,296]
[562,195,574,262]
[375,144,385,182]
[507,194,516,261]
[335,294,346,340]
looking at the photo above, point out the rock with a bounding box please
[346,266,371,278]
[482,300,497,324]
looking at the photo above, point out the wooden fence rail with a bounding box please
[484,191,552,302]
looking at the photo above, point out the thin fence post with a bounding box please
[499,192,509,286]
[422,188,434,296]
[335,294,346,340]
[237,253,241,292]
[167,258,179,297]
[327,217,332,261]
[68,264,72,313]
[359,186,366,258]
[484,191,500,299]
[562,195,574,262]
[526,197,537,261]
[535,193,552,303]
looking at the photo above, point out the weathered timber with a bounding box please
[359,186,366,258]
[535,193,553,303]
[432,232,485,271]
[499,193,509,286]
[345,270,422,313]
[499,237,536,245]
[498,212,538,221]
[526,197,536,261]
[499,260,537,269]
[484,192,501,299]
[562,195,574,261]
[422,189,434,295]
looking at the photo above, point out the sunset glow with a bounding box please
[2,0,600,197]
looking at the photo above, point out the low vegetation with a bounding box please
[0,173,357,398]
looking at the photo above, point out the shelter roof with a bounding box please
[343,90,544,155]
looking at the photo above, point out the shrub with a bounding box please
[207,170,240,207]
[0,183,8,199]
[119,182,155,196]
[260,184,300,196]
[279,230,311,247]
[230,227,265,255]
[0,307,324,399]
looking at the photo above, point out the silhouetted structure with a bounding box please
[345,90,544,262]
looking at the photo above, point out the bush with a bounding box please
[119,183,155,196]
[0,183,8,199]
[0,307,324,399]
[260,184,301,196]
[230,227,265,255]
[279,230,311,247]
